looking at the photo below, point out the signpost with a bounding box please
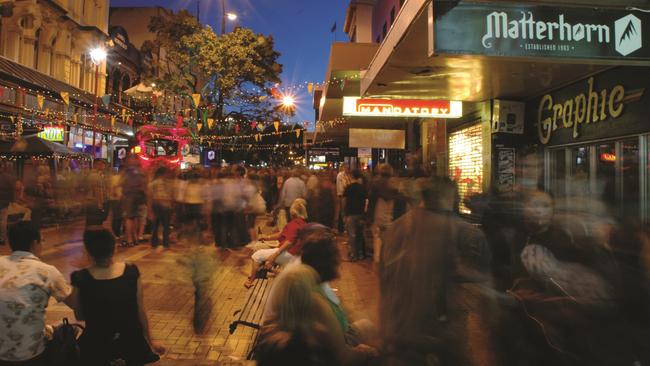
[431,2,650,62]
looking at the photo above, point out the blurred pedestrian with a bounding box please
[0,170,16,245]
[276,168,306,229]
[343,170,367,261]
[122,156,147,247]
[336,165,351,233]
[108,166,124,239]
[85,159,109,227]
[148,167,174,249]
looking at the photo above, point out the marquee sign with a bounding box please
[432,2,650,61]
[343,97,462,118]
[37,126,64,142]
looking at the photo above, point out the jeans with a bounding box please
[0,206,7,243]
[345,215,365,259]
[151,203,171,247]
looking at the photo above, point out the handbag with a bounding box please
[48,318,84,366]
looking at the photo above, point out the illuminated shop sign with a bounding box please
[433,3,650,61]
[448,124,483,215]
[37,126,64,141]
[343,97,462,118]
[537,76,644,144]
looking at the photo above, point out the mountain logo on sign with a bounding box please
[615,14,642,56]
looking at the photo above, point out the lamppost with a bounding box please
[221,0,237,34]
[89,47,107,159]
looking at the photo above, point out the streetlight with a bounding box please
[221,0,238,34]
[89,47,107,159]
[282,95,295,108]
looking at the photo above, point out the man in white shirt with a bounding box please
[0,221,71,365]
[335,165,351,232]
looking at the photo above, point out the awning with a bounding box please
[0,135,90,159]
[360,0,650,101]
[0,56,96,106]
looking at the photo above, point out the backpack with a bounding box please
[48,318,84,366]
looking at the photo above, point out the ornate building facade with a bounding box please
[0,0,109,96]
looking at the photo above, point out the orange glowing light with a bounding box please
[600,153,616,162]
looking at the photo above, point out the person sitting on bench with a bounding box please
[245,198,307,288]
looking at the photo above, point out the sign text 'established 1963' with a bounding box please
[432,2,650,61]
[343,97,462,118]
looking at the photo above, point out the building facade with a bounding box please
[0,0,109,95]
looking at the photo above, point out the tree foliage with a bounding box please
[146,10,286,134]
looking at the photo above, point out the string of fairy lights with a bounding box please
[0,75,353,154]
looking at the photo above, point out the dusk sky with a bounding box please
[111,0,350,126]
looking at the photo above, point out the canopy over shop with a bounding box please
[0,135,91,179]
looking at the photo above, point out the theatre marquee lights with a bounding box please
[343,97,462,118]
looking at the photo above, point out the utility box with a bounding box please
[492,100,524,134]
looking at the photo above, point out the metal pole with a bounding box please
[221,0,226,35]
[197,0,200,23]
[92,63,98,159]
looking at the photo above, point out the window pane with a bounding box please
[596,142,616,204]
[551,149,566,197]
[621,138,640,219]
[569,146,590,197]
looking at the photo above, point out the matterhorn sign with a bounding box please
[433,2,650,61]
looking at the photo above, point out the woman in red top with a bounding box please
[245,199,308,288]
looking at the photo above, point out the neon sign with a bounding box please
[343,97,462,118]
[37,126,64,141]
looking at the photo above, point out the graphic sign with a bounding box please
[37,126,64,142]
[343,97,462,118]
[528,67,649,146]
[432,2,650,61]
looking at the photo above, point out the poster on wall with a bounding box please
[497,148,516,192]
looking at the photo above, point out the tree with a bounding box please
[147,11,286,136]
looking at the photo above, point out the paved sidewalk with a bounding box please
[0,220,380,365]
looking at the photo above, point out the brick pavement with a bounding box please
[0,220,380,365]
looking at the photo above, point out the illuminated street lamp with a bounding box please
[226,12,238,21]
[282,95,295,108]
[90,47,107,159]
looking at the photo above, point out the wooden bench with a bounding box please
[229,270,275,359]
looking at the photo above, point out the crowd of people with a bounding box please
[1,157,649,366]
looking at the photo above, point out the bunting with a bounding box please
[60,92,70,105]
[191,93,201,108]
[37,94,44,109]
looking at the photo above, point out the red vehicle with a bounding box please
[134,125,190,168]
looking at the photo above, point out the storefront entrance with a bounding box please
[546,136,644,221]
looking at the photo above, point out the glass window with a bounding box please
[551,149,566,197]
[621,138,640,219]
[568,146,590,197]
[595,142,616,204]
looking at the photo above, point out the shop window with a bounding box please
[550,149,566,197]
[569,146,590,197]
[448,123,482,215]
[596,142,616,204]
[620,138,640,219]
